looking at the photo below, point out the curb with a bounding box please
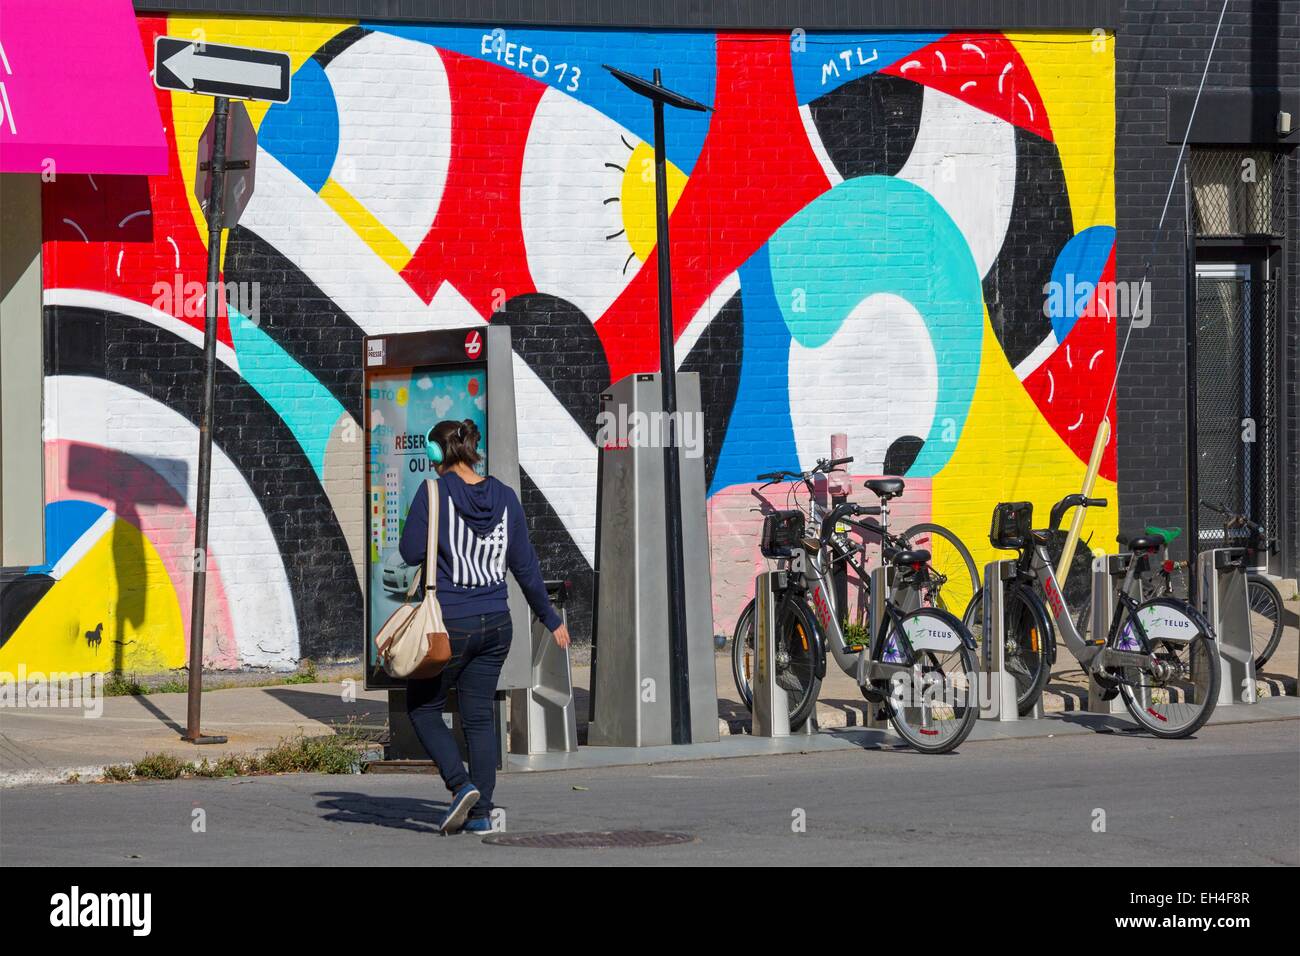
[0,766,104,788]
[716,677,1297,736]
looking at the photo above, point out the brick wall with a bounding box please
[1116,0,1298,575]
[6,15,1121,676]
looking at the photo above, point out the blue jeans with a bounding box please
[405,611,511,821]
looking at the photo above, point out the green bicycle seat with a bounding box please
[1144,525,1182,543]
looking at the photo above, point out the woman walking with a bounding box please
[399,419,569,835]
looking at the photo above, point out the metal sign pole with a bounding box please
[650,80,692,745]
[183,95,231,745]
[603,64,710,745]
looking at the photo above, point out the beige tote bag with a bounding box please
[375,479,451,680]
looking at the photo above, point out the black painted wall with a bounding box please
[1115,0,1298,577]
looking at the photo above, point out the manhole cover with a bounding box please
[481,830,696,849]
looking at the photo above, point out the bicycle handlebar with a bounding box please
[819,501,880,544]
[755,456,855,487]
[1200,499,1264,532]
[1048,494,1108,532]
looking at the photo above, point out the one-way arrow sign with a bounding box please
[154,38,291,104]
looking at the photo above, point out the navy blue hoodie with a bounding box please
[399,472,561,631]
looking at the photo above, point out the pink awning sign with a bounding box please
[0,0,167,175]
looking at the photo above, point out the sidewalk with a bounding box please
[2,598,1294,785]
[0,681,389,786]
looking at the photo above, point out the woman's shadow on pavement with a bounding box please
[314,790,450,833]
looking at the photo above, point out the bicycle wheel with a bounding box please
[730,598,822,730]
[1246,573,1284,671]
[877,607,979,754]
[962,585,1052,716]
[1112,598,1220,738]
[901,523,979,617]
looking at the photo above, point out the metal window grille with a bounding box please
[1194,276,1279,558]
[1188,148,1288,238]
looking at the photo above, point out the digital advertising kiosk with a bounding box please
[362,325,528,759]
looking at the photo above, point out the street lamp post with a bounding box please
[602,65,710,745]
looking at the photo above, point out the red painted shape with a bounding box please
[400,51,543,314]
[41,17,232,345]
[882,33,1053,142]
[594,34,833,381]
[1020,246,1118,481]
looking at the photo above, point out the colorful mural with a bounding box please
[4,17,1118,672]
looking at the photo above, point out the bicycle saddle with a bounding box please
[1117,532,1164,552]
[886,548,930,567]
[865,477,905,500]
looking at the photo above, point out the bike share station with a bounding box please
[363,325,579,765]
[975,516,1268,730]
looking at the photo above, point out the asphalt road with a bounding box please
[2,720,1296,866]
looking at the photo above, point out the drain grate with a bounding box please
[481,830,696,849]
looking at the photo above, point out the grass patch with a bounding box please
[281,660,318,685]
[103,673,146,697]
[132,752,187,780]
[843,622,869,647]
[98,722,376,783]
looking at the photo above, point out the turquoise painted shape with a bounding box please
[228,307,347,477]
[766,176,985,476]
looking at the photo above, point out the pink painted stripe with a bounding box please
[45,440,239,668]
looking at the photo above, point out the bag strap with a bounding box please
[424,478,438,593]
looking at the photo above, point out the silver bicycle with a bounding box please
[964,496,1221,737]
[732,459,981,754]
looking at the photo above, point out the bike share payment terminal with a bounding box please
[363,326,527,762]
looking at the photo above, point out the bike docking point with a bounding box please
[750,571,817,738]
[857,564,901,733]
[1087,554,1130,715]
[1194,548,1258,706]
[752,570,790,737]
[979,560,1030,721]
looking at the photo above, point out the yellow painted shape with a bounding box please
[621,141,687,262]
[1,521,186,674]
[932,308,1118,581]
[164,16,356,261]
[1006,31,1115,233]
[319,178,414,272]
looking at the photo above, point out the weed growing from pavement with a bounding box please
[281,660,319,685]
[96,723,376,783]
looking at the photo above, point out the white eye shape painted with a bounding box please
[324,31,452,257]
[520,86,685,321]
[787,293,938,473]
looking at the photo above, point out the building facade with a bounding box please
[0,1,1293,675]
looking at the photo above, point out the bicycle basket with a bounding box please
[760,510,805,558]
[990,501,1033,550]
